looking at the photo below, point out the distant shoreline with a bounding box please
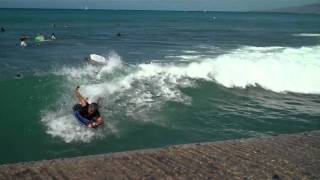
[257,3,320,15]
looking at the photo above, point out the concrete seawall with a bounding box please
[0,131,319,179]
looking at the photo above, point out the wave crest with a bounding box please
[42,45,320,142]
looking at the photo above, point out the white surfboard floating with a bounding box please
[89,54,106,64]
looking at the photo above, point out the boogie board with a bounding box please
[89,54,106,64]
[72,104,102,128]
[73,104,91,126]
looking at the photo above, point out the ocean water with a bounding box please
[0,9,320,164]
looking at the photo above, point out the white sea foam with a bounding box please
[171,55,203,60]
[43,45,320,143]
[127,45,320,94]
[41,103,120,143]
[96,51,123,79]
[212,46,320,93]
[241,46,285,51]
[293,33,320,37]
[182,50,199,54]
[165,55,203,61]
[41,111,98,143]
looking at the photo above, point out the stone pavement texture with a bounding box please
[0,131,319,180]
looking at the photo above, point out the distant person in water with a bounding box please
[20,35,28,47]
[34,33,45,46]
[35,33,45,42]
[1,27,5,32]
[15,72,23,79]
[51,33,56,40]
[75,86,104,128]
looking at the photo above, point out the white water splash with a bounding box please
[43,45,320,143]
[293,33,320,37]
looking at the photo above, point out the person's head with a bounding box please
[88,103,99,114]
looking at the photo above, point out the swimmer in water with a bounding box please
[51,33,56,40]
[20,35,29,47]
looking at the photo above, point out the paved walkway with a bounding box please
[0,131,319,179]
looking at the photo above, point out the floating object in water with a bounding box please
[35,34,45,42]
[88,54,106,64]
[14,72,23,79]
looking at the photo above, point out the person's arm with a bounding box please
[75,86,88,107]
[95,116,104,126]
[88,116,103,128]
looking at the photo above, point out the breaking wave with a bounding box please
[41,45,320,143]
[293,33,320,37]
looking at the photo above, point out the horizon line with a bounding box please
[0,7,319,15]
[0,7,245,13]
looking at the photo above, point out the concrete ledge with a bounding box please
[1,131,320,179]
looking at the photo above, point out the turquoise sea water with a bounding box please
[0,9,320,164]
